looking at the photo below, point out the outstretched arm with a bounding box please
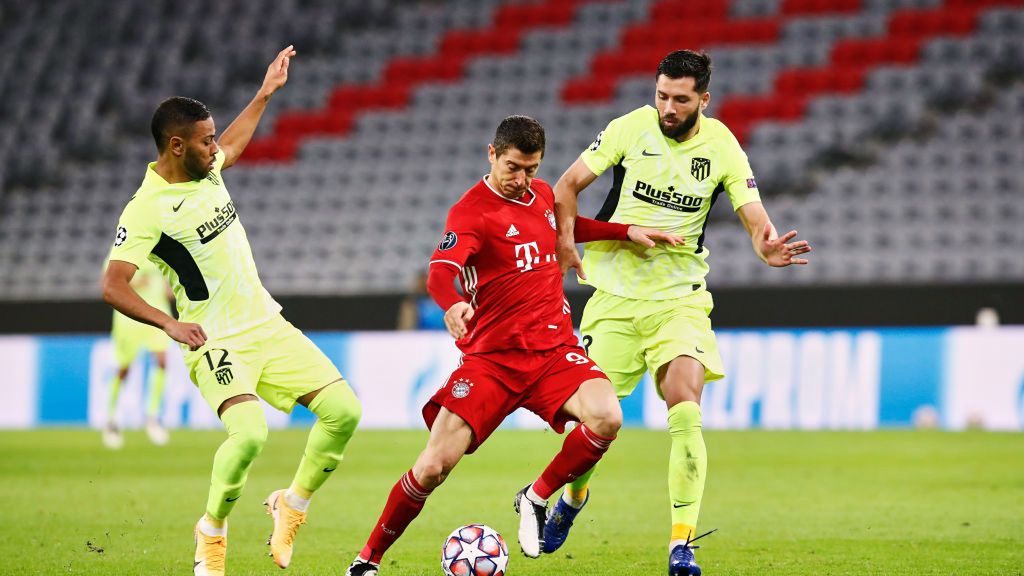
[218,45,296,169]
[553,157,600,279]
[736,202,811,267]
[574,217,684,248]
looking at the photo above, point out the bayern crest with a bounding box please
[451,378,473,398]
[544,209,556,230]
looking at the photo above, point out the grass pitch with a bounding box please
[2,428,1022,575]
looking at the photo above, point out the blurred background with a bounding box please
[0,0,1021,433]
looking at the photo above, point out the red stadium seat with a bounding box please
[780,0,860,16]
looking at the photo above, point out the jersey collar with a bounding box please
[482,175,536,206]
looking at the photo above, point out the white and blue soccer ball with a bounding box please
[441,524,509,576]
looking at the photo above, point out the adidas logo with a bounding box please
[506,224,520,237]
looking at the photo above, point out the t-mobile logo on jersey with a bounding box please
[514,241,557,272]
[515,242,539,272]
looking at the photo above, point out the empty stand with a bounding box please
[0,0,1021,301]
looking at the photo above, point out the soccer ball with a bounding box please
[441,524,509,576]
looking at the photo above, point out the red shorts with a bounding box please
[423,344,608,453]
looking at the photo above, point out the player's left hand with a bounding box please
[759,223,812,267]
[444,301,475,340]
[260,45,296,97]
[627,226,684,248]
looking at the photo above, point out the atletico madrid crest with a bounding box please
[691,157,711,182]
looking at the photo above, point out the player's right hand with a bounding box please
[165,320,208,350]
[557,239,586,281]
[627,226,685,248]
[444,302,474,340]
[259,45,296,97]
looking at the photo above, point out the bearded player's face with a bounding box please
[182,118,219,181]
[655,75,708,140]
[487,145,542,200]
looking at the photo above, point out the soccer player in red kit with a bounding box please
[345,116,683,575]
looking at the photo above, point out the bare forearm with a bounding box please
[554,185,580,245]
[218,92,271,168]
[102,282,175,330]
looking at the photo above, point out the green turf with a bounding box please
[2,428,1022,575]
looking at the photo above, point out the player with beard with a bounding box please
[103,47,363,576]
[546,50,812,575]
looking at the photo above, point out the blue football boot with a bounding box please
[668,528,716,576]
[668,543,701,576]
[542,492,588,554]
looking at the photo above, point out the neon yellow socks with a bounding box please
[290,382,362,498]
[562,463,597,508]
[668,401,706,544]
[145,365,165,418]
[107,373,124,422]
[206,401,268,521]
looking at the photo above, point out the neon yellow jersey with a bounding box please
[109,151,281,338]
[579,105,761,300]
[110,258,172,332]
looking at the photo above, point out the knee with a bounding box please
[327,398,362,436]
[585,401,623,438]
[231,423,268,459]
[413,453,457,491]
[316,386,363,435]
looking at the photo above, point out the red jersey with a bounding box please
[430,177,576,354]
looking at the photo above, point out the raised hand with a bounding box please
[759,222,811,267]
[627,226,685,248]
[260,45,296,97]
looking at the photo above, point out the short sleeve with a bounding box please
[720,137,761,211]
[109,195,160,270]
[430,205,483,270]
[580,116,627,177]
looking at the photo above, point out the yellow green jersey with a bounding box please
[109,151,281,339]
[579,105,761,300]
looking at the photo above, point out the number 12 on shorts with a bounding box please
[203,348,235,385]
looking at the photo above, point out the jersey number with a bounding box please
[203,349,232,371]
[581,335,593,355]
[565,352,590,365]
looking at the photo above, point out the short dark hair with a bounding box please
[492,115,545,158]
[656,50,713,93]
[151,96,211,152]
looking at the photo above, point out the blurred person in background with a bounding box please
[102,257,174,449]
[396,270,447,330]
[101,46,362,576]
[550,49,812,576]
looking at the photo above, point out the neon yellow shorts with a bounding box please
[183,314,345,414]
[112,316,168,367]
[580,289,724,399]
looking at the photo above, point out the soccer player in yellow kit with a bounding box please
[103,258,173,449]
[101,46,362,576]
[548,50,812,575]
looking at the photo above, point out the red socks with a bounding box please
[360,470,432,563]
[531,424,615,500]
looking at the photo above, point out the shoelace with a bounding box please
[682,528,718,551]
